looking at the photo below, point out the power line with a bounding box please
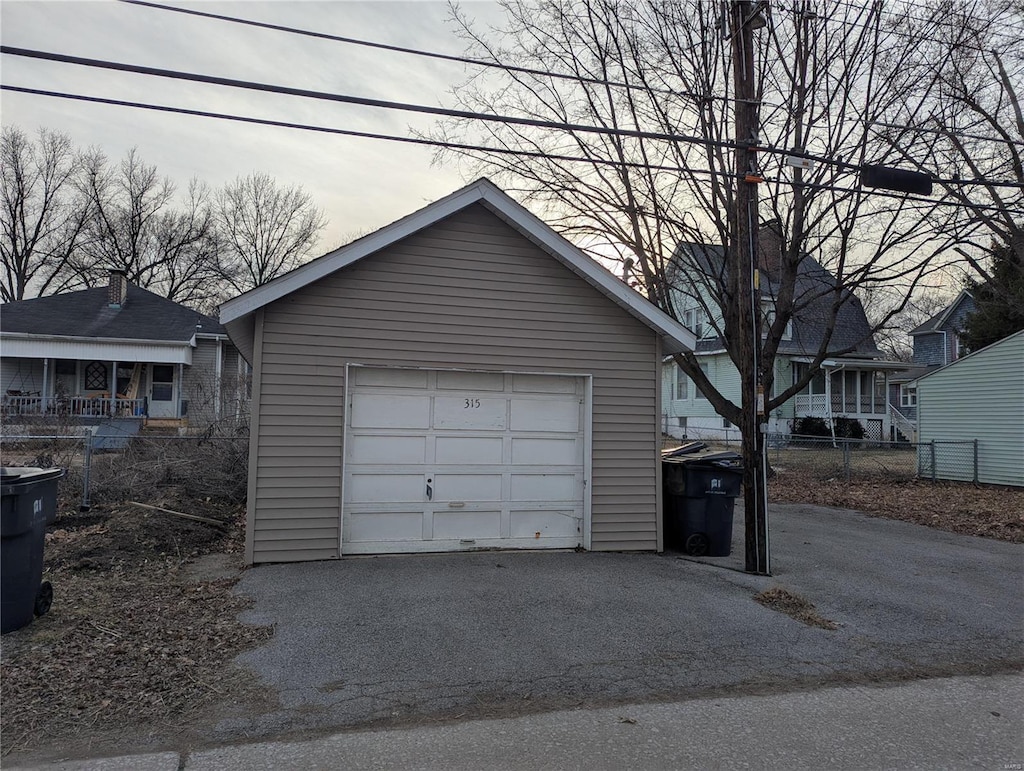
[118,0,739,106]
[117,0,1024,154]
[4,82,1020,217]
[4,45,1023,191]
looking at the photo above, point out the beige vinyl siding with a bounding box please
[249,203,659,562]
[917,330,1024,487]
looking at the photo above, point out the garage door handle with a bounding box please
[426,481,433,501]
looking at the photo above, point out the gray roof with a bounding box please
[909,290,975,336]
[0,285,225,342]
[673,244,881,358]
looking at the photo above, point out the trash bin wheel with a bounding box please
[685,533,710,557]
[34,581,53,617]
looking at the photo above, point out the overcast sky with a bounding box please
[1,0,505,251]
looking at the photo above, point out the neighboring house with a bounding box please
[1,270,247,432]
[220,178,696,564]
[661,236,905,441]
[889,289,976,431]
[916,329,1023,487]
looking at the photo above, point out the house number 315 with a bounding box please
[464,398,481,409]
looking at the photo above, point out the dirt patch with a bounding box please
[770,472,1024,543]
[754,587,839,630]
[0,491,275,762]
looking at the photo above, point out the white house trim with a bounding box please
[0,333,193,364]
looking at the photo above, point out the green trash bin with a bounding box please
[1,467,64,634]
[663,451,742,556]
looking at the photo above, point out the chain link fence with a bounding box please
[675,430,979,484]
[0,430,249,509]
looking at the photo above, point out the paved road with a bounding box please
[20,673,1024,770]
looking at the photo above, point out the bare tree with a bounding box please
[71,148,223,308]
[434,0,1018,571]
[215,172,326,294]
[0,126,89,301]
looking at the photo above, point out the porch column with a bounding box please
[41,358,50,412]
[110,360,117,416]
[177,362,184,419]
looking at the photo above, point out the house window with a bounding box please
[901,385,917,408]
[683,308,705,339]
[675,365,688,400]
[954,335,966,360]
[762,301,793,340]
[83,361,108,391]
[696,362,710,400]
[55,359,76,376]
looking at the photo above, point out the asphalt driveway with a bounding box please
[219,503,1024,745]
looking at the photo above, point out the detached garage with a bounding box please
[221,179,695,564]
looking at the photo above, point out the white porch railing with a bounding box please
[889,404,918,442]
[794,394,887,416]
[2,394,146,418]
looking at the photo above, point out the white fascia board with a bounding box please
[789,355,908,370]
[219,179,696,354]
[476,185,695,354]
[0,333,192,364]
[219,182,495,325]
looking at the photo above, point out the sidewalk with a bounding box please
[18,673,1024,770]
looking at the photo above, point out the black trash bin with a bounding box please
[1,467,64,634]
[662,451,742,557]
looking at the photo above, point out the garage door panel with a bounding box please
[433,510,502,539]
[510,398,579,432]
[511,473,578,501]
[346,511,423,541]
[512,374,577,393]
[349,473,423,503]
[435,473,502,501]
[436,370,504,391]
[349,435,427,464]
[512,437,579,465]
[353,367,428,388]
[351,394,430,428]
[433,397,507,429]
[435,436,503,464]
[510,509,580,538]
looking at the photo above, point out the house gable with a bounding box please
[222,178,694,362]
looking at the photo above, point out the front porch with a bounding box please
[790,358,908,440]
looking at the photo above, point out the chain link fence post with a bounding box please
[843,440,851,482]
[930,441,937,482]
[973,439,979,483]
[81,432,93,511]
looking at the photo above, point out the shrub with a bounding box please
[833,416,866,439]
[793,416,830,437]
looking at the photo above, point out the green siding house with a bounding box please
[916,329,1024,487]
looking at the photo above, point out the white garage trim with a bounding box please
[341,364,593,555]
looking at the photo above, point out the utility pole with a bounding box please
[730,0,770,575]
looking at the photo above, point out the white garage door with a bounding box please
[342,367,587,554]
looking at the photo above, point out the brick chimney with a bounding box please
[757,219,785,277]
[107,269,128,308]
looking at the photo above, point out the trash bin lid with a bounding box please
[661,440,708,458]
[662,450,742,470]
[0,467,64,490]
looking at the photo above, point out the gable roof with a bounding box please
[914,328,1024,384]
[220,178,696,358]
[1,284,225,343]
[672,244,882,358]
[909,289,975,336]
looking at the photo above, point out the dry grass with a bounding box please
[0,495,273,759]
[770,469,1024,543]
[754,587,839,630]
